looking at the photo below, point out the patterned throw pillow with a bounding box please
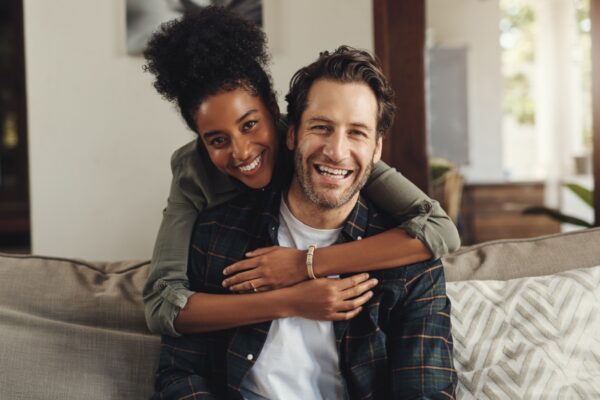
[447,265,600,399]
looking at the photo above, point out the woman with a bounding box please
[143,6,460,336]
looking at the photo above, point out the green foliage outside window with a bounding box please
[500,0,536,126]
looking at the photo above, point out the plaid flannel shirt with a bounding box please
[153,187,457,400]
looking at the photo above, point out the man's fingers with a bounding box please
[341,278,378,300]
[223,270,259,288]
[223,259,255,276]
[338,273,370,290]
[245,246,276,257]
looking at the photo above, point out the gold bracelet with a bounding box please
[306,244,317,279]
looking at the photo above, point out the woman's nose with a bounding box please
[232,135,252,162]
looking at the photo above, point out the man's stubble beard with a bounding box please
[293,148,374,210]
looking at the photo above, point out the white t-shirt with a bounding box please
[240,197,344,400]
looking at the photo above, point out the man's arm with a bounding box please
[387,259,457,399]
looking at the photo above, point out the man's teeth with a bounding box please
[316,165,350,178]
[239,155,261,172]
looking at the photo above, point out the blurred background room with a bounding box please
[0,0,598,259]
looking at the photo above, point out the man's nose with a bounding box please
[322,131,349,162]
[232,135,252,162]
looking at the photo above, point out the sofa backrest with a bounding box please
[2,227,599,399]
[443,227,600,281]
[0,254,158,400]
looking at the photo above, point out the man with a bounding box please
[154,46,457,399]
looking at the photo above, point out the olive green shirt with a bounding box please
[143,139,460,336]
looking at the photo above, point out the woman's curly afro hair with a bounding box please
[143,6,278,132]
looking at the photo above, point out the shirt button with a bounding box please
[246,354,254,361]
[357,236,362,240]
[421,201,432,212]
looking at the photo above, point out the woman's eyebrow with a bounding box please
[235,109,258,124]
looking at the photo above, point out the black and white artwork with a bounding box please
[126,0,262,55]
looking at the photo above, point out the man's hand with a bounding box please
[222,246,306,292]
[283,273,378,321]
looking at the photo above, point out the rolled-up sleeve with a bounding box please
[143,178,198,337]
[364,161,461,258]
[144,140,240,336]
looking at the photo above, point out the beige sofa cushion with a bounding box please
[0,254,159,400]
[443,227,600,282]
[447,264,600,398]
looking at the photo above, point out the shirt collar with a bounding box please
[268,189,370,243]
[339,195,369,242]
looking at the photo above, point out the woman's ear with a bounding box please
[286,126,296,151]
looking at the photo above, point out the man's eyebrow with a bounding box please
[308,115,373,131]
[307,115,335,124]
[349,122,373,131]
[202,109,259,138]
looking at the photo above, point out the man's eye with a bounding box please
[351,130,367,138]
[242,120,258,131]
[312,125,331,133]
[209,137,228,147]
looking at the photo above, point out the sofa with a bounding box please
[1,227,600,399]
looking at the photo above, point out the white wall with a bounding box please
[25,0,373,260]
[427,0,504,183]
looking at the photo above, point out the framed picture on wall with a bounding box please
[126,0,262,55]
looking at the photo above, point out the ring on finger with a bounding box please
[249,280,257,293]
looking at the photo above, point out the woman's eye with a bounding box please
[209,137,228,147]
[242,120,258,131]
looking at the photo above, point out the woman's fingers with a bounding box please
[337,273,371,290]
[245,246,277,257]
[341,278,378,300]
[228,278,266,292]
[339,290,373,311]
[331,306,363,321]
[223,270,259,288]
[223,259,256,276]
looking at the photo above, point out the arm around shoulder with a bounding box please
[365,161,460,258]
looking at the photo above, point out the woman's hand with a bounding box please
[282,273,378,321]
[222,246,307,292]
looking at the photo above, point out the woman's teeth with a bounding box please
[239,154,262,172]
[316,165,350,179]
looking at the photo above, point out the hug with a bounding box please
[143,6,458,400]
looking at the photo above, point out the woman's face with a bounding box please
[194,88,278,189]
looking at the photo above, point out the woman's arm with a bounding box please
[364,160,461,257]
[222,161,459,292]
[143,140,239,336]
[175,273,377,333]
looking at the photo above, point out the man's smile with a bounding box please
[314,163,353,180]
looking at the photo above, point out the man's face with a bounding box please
[287,79,382,209]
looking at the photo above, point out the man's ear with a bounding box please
[373,136,383,163]
[287,126,296,151]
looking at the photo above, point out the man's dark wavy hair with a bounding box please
[143,6,278,133]
[285,46,395,138]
